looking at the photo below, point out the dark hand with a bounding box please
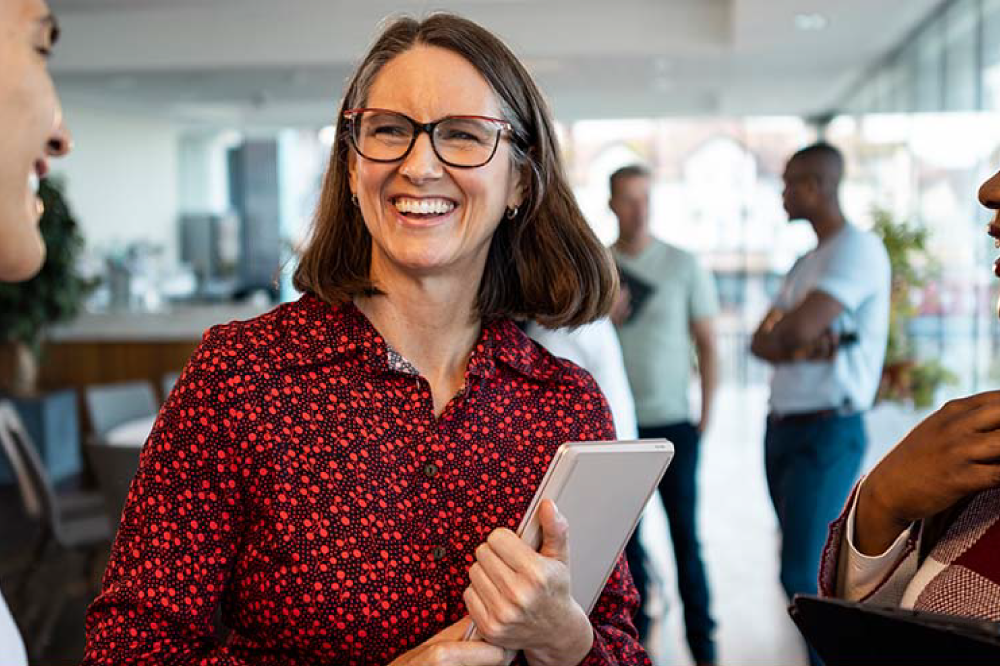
[856,391,1000,554]
[793,329,840,361]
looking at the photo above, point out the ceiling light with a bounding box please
[217,130,244,149]
[794,13,828,31]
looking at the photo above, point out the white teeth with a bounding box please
[28,172,39,195]
[393,197,456,215]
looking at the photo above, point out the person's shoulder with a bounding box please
[195,294,354,371]
[842,224,890,264]
[659,241,710,285]
[842,223,883,248]
[503,321,603,395]
[658,240,698,265]
[200,294,310,349]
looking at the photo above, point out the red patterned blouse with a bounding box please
[83,295,649,666]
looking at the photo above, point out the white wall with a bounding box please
[51,106,181,263]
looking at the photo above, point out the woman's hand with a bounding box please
[388,617,513,666]
[463,500,594,666]
[856,390,1000,555]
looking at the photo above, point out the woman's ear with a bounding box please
[348,151,358,199]
[507,161,531,211]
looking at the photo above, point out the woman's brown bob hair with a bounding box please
[293,13,617,328]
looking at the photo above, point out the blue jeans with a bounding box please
[765,411,865,666]
[625,421,716,664]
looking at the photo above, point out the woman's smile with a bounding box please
[389,194,459,228]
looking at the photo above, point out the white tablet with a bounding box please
[465,439,673,640]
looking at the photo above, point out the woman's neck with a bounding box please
[355,265,483,415]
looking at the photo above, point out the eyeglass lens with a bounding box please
[352,111,501,167]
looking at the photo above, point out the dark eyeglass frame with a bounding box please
[343,107,514,169]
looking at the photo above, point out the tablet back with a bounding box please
[518,440,673,613]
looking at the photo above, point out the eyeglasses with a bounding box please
[343,108,513,168]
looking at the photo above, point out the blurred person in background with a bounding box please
[0,1,72,664]
[751,142,889,664]
[610,164,719,665]
[818,167,1000,621]
[83,13,648,666]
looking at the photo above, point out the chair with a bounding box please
[0,401,111,659]
[84,380,158,437]
[161,370,182,402]
[84,441,141,526]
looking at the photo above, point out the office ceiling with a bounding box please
[47,0,944,127]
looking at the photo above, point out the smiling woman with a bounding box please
[294,15,616,331]
[83,12,645,666]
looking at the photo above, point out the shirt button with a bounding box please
[423,463,439,478]
[431,546,447,561]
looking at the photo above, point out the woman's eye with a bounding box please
[443,131,479,142]
[372,126,407,137]
[35,46,52,59]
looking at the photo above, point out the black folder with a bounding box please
[616,265,655,324]
[789,594,1000,665]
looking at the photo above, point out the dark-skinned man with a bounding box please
[751,142,889,664]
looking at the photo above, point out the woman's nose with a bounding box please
[399,133,443,182]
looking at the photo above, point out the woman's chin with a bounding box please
[0,231,45,281]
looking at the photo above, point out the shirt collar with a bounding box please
[291,294,559,383]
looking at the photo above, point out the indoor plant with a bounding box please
[0,178,95,395]
[871,207,956,409]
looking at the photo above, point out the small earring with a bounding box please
[351,193,359,207]
[505,205,519,220]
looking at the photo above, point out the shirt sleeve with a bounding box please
[83,328,254,666]
[819,479,921,608]
[577,320,638,441]
[688,255,719,322]
[816,230,890,312]
[838,478,920,602]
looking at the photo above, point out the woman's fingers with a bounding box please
[483,528,536,574]
[422,617,473,646]
[463,584,518,647]
[418,640,511,666]
[476,534,531,598]
[468,561,508,618]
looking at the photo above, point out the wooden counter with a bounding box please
[39,303,270,395]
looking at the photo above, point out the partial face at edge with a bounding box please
[978,168,1000,317]
[0,0,72,282]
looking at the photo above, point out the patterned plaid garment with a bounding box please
[820,485,1000,618]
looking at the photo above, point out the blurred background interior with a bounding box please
[3,0,1000,664]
